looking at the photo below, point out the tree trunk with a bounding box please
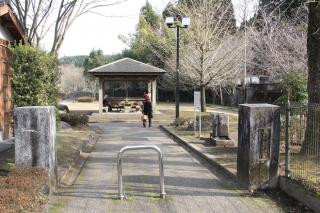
[303,1,320,154]
[219,84,224,105]
[200,85,206,112]
[211,89,216,104]
[307,2,320,103]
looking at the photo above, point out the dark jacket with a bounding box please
[143,101,153,118]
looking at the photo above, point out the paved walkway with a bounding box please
[48,122,284,213]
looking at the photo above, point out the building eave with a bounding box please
[0,4,25,42]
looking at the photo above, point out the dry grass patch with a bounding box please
[56,125,98,180]
[0,167,48,213]
[0,125,99,212]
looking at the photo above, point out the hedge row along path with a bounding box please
[48,122,284,213]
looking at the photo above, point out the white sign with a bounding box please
[194,91,201,112]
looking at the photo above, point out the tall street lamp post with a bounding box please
[165,15,190,122]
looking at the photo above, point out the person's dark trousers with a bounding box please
[148,118,152,127]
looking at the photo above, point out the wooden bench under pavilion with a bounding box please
[89,58,166,113]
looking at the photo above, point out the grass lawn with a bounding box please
[86,102,238,124]
[289,156,320,198]
[64,101,238,113]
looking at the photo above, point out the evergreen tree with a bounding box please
[83,49,107,96]
[140,1,160,28]
[258,0,305,17]
[121,1,164,67]
[84,49,107,75]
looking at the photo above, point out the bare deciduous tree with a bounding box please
[60,63,85,95]
[247,8,307,78]
[147,0,244,111]
[12,0,126,54]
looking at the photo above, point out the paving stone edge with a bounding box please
[59,151,90,186]
[159,125,319,212]
[59,129,100,187]
[159,125,237,182]
[280,177,320,213]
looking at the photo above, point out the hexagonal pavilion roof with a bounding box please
[89,58,166,76]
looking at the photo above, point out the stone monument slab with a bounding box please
[211,112,234,146]
[14,106,57,193]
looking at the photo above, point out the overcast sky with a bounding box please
[48,0,257,57]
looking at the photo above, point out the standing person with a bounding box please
[142,95,153,127]
[143,91,149,100]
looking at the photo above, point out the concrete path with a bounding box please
[48,122,284,213]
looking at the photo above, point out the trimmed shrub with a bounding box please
[170,118,188,126]
[10,43,60,107]
[77,96,95,102]
[60,113,89,126]
[196,115,212,123]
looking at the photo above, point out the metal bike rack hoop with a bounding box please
[117,145,166,200]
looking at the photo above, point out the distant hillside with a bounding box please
[59,53,125,68]
[59,55,87,67]
[106,54,124,63]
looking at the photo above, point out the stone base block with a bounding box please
[211,137,234,147]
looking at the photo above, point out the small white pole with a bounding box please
[194,108,196,136]
[199,112,202,138]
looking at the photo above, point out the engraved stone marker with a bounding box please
[237,104,280,189]
[14,106,57,193]
[211,112,234,146]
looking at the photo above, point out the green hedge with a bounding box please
[77,96,95,102]
[10,43,60,107]
[60,113,89,126]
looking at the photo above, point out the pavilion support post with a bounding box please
[152,79,157,113]
[99,78,103,114]
[148,81,152,98]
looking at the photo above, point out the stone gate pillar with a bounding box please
[237,104,280,189]
[14,106,57,193]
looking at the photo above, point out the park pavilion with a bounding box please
[89,58,166,113]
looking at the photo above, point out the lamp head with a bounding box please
[165,17,174,28]
[182,17,190,28]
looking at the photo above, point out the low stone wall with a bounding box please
[280,177,320,213]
